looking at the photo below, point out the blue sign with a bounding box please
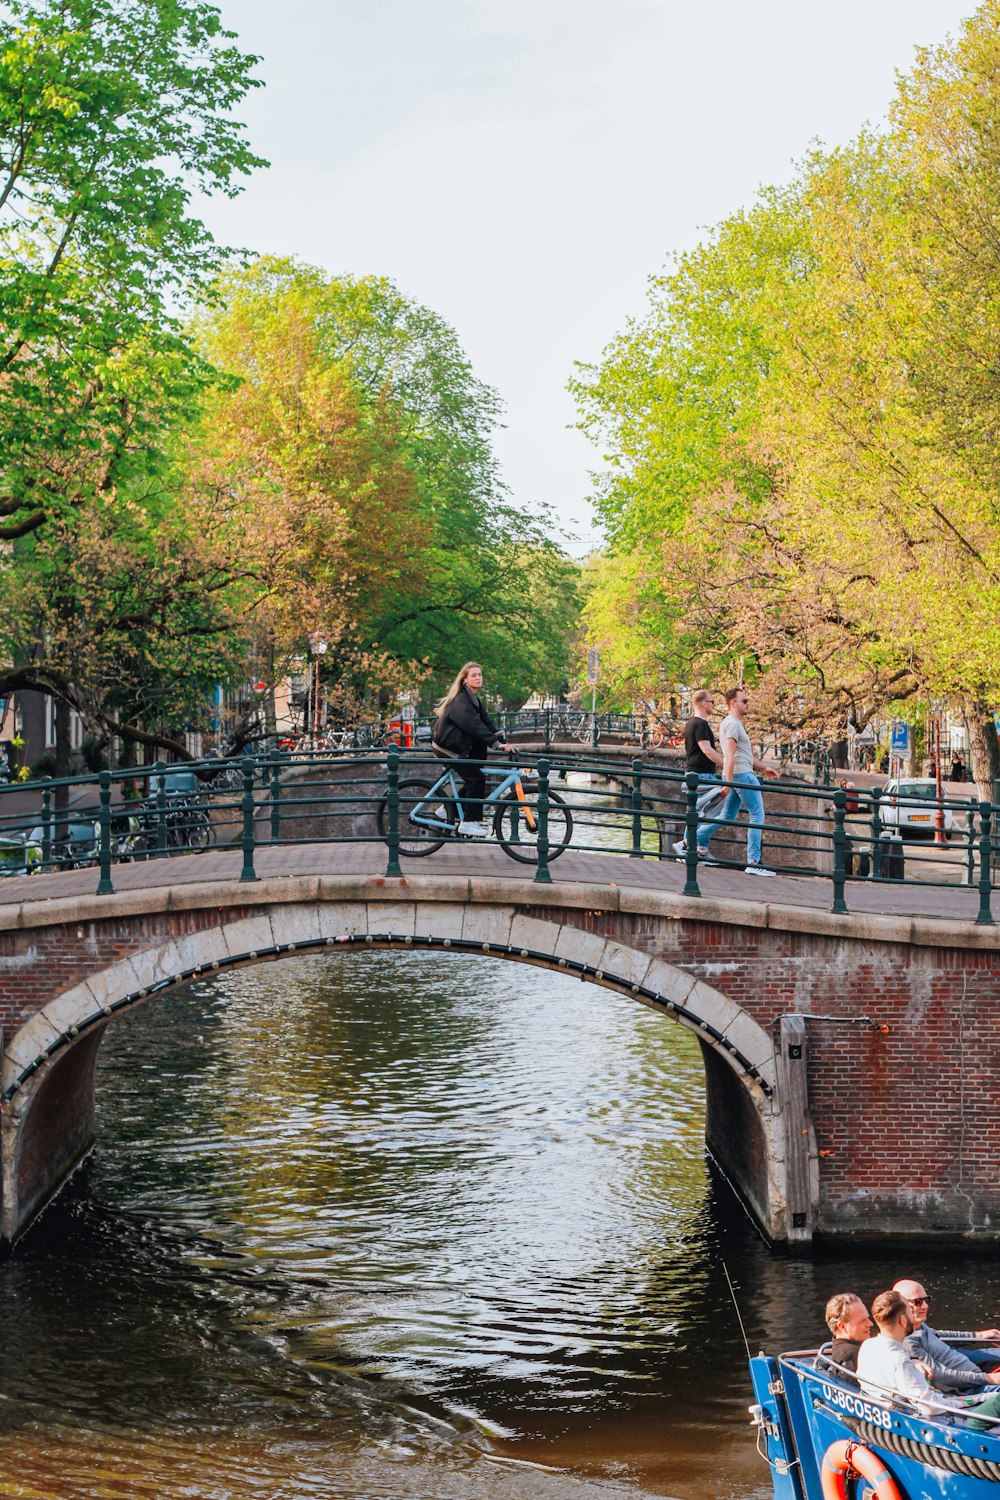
[890,722,911,754]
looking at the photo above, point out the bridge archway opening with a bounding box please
[2,906,785,1247]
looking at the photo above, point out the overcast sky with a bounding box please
[204,0,976,551]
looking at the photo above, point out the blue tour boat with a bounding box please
[749,1346,1000,1498]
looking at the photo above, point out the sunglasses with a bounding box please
[909,1297,929,1306]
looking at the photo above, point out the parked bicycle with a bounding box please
[376,754,573,864]
[114,773,214,857]
[574,712,601,747]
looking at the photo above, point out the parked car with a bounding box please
[879,777,954,839]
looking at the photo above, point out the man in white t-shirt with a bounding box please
[858,1289,1000,1430]
[694,685,778,876]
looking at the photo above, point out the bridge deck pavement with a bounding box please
[0,840,994,931]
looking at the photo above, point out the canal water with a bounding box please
[2,946,999,1499]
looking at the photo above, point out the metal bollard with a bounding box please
[240,754,258,882]
[534,757,552,884]
[155,761,167,858]
[831,788,848,914]
[385,744,402,877]
[683,772,701,898]
[96,769,114,895]
[869,785,882,881]
[40,781,52,870]
[976,801,994,926]
[630,758,644,857]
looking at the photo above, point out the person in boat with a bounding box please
[823,1292,873,1373]
[894,1278,1000,1392]
[858,1290,1000,1428]
[432,662,513,838]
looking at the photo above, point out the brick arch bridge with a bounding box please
[1,851,999,1252]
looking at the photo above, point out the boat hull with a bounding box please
[750,1353,1000,1499]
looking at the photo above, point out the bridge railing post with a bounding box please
[831,787,848,914]
[630,758,644,857]
[869,785,882,881]
[544,707,551,752]
[96,769,114,895]
[682,772,701,898]
[240,754,258,883]
[976,800,994,926]
[155,761,168,858]
[385,744,402,877]
[534,757,552,884]
[40,780,52,869]
[269,760,282,844]
[966,797,978,888]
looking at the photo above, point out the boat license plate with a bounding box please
[909,814,930,821]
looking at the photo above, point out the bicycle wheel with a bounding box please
[184,810,213,851]
[376,778,450,856]
[494,787,572,864]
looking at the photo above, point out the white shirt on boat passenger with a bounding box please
[858,1332,954,1417]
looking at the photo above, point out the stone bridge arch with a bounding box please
[0,890,798,1250]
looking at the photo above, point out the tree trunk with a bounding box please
[830,736,849,770]
[968,699,1000,804]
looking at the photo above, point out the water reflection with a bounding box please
[3,945,997,1499]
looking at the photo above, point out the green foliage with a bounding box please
[198,257,579,709]
[0,0,264,538]
[572,1,1000,786]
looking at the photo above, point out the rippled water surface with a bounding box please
[3,944,999,1500]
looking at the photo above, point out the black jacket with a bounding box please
[434,685,501,758]
[829,1338,863,1373]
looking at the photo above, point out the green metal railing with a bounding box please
[0,747,993,924]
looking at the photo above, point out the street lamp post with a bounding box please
[933,711,947,846]
[308,633,328,747]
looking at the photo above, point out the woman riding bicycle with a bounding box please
[432,662,512,836]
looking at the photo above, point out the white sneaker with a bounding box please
[673,840,687,857]
[458,820,487,837]
[745,864,776,877]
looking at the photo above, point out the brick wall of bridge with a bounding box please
[1,877,998,1246]
[543,904,1000,1236]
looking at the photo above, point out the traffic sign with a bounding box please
[890,721,911,754]
[586,648,600,686]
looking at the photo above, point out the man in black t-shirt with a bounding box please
[823,1292,873,1374]
[674,689,723,857]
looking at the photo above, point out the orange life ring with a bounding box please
[821,1439,903,1500]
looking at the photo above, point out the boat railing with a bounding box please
[788,1348,1000,1431]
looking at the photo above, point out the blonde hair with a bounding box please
[435,662,483,719]
[825,1292,862,1334]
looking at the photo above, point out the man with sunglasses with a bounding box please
[894,1278,1000,1392]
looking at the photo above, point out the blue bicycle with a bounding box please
[376,756,573,864]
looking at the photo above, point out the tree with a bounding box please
[0,0,264,538]
[197,257,579,711]
[0,0,263,772]
[573,3,1000,794]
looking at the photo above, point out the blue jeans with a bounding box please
[698,772,764,866]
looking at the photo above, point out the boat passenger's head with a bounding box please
[871,1290,913,1340]
[825,1293,872,1343]
[892,1278,930,1329]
